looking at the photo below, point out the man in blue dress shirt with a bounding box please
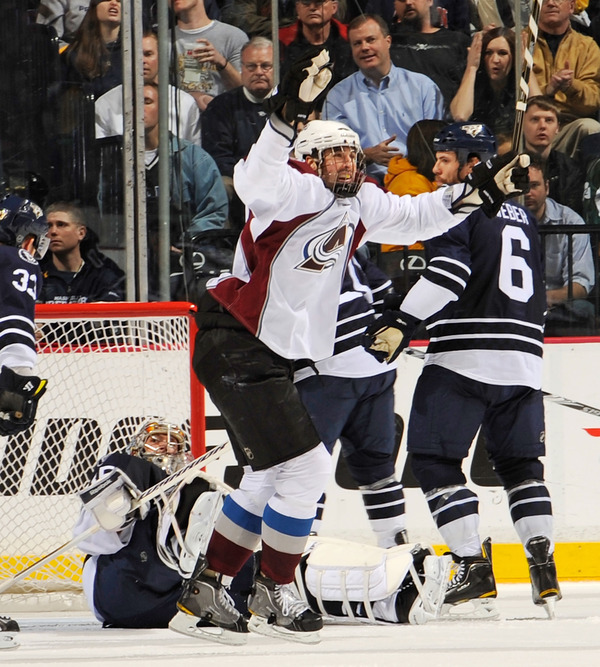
[323,13,444,184]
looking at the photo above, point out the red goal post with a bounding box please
[0,302,204,609]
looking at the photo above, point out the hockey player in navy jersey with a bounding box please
[0,194,49,650]
[175,49,532,644]
[363,123,561,618]
[72,420,250,629]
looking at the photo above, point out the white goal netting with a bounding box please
[0,302,203,611]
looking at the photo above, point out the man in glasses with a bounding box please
[202,37,276,229]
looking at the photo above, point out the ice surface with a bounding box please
[1,582,599,666]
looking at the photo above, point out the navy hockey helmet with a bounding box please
[433,123,497,166]
[0,194,50,259]
[128,419,191,474]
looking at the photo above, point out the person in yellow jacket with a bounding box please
[532,0,600,158]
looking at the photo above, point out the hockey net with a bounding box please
[0,302,204,611]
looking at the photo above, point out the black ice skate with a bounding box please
[169,555,248,646]
[248,567,323,644]
[0,616,19,650]
[526,536,562,619]
[441,538,499,620]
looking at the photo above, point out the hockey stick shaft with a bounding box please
[511,1,542,151]
[404,347,600,419]
[0,441,231,595]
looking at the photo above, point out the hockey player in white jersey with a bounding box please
[0,195,49,650]
[363,123,561,619]
[177,48,532,644]
[294,254,409,547]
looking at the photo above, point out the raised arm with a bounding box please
[449,31,483,122]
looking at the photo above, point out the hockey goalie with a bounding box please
[66,420,453,643]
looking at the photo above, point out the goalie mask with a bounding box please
[433,123,497,167]
[294,120,366,198]
[0,194,50,260]
[129,420,190,474]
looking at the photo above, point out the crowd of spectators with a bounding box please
[1,0,600,333]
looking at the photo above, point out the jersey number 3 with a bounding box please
[12,268,38,300]
[499,225,534,303]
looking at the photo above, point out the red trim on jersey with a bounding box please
[210,210,321,335]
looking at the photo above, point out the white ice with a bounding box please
[2,582,599,666]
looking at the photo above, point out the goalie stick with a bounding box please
[512,0,543,152]
[0,441,231,596]
[404,347,600,420]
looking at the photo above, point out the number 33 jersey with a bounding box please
[0,245,42,369]
[400,201,546,389]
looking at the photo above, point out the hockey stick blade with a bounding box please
[0,441,232,596]
[403,347,600,421]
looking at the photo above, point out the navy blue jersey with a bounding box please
[401,201,546,388]
[0,245,42,368]
[76,454,252,628]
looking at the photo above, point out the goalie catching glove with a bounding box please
[264,48,333,125]
[79,468,150,531]
[450,152,530,218]
[0,366,47,436]
[362,310,420,364]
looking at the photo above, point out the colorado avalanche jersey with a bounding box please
[207,117,477,362]
[0,245,42,370]
[294,254,394,381]
[400,201,546,389]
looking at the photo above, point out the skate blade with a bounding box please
[540,595,559,620]
[169,610,247,646]
[0,633,20,650]
[439,598,500,621]
[248,614,321,644]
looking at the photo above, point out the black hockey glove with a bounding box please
[450,153,530,218]
[0,366,48,436]
[264,48,333,125]
[362,310,420,364]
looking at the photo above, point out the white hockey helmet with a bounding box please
[294,120,366,197]
[128,419,190,474]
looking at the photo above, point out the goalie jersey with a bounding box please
[400,201,546,389]
[0,246,42,370]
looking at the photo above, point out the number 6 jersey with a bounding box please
[400,201,545,389]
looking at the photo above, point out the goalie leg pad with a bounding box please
[175,490,225,576]
[154,473,228,576]
[298,538,418,622]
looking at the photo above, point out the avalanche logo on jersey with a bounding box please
[295,217,348,273]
